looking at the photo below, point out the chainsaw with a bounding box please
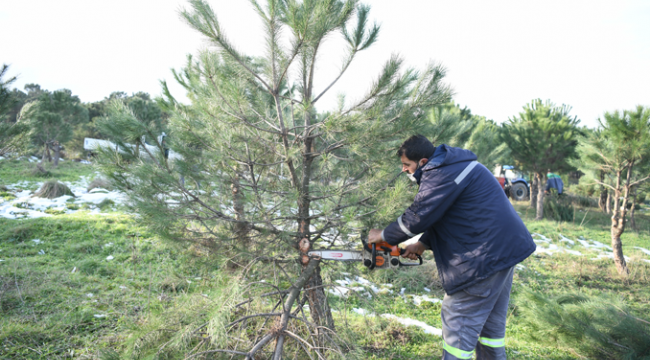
[308,235,422,270]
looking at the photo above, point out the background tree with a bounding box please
[574,106,650,275]
[0,64,30,156]
[426,104,510,171]
[96,92,166,157]
[0,64,17,117]
[24,89,88,165]
[95,0,452,333]
[501,99,580,220]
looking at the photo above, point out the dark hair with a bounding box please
[397,135,435,161]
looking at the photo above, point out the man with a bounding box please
[368,135,536,360]
[545,171,564,195]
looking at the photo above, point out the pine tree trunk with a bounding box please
[231,172,250,246]
[530,176,538,210]
[599,171,608,212]
[53,142,61,167]
[285,99,334,331]
[297,136,334,331]
[42,144,52,163]
[41,146,48,164]
[630,187,637,231]
[606,190,612,214]
[610,170,629,275]
[535,172,545,220]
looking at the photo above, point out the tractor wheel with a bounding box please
[510,182,528,201]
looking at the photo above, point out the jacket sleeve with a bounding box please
[382,170,466,246]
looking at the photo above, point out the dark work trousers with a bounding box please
[441,266,514,360]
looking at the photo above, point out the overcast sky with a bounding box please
[2,0,649,128]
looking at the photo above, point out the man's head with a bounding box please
[397,135,434,174]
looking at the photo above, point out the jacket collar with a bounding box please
[413,146,446,185]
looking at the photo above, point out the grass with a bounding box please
[0,214,225,358]
[1,159,649,359]
[0,157,95,190]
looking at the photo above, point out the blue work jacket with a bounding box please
[382,144,536,294]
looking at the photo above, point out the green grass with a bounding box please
[1,159,649,359]
[0,214,227,358]
[0,157,95,189]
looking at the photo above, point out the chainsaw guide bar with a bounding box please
[307,234,422,270]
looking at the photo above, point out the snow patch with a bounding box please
[558,234,575,245]
[590,253,630,262]
[411,295,441,306]
[328,286,351,297]
[350,308,443,337]
[634,247,650,256]
[0,177,127,219]
[381,314,442,336]
[352,308,371,316]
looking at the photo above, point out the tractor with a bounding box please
[494,165,529,201]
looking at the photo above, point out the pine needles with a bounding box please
[517,290,650,359]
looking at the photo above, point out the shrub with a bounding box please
[543,192,574,222]
[32,181,75,199]
[517,290,650,360]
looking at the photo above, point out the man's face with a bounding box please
[400,154,427,174]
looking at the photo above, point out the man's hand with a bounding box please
[368,229,383,244]
[402,242,426,260]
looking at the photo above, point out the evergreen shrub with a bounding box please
[518,290,650,359]
[543,192,574,222]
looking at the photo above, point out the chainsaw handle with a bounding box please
[369,243,377,270]
[399,248,423,267]
[399,254,422,267]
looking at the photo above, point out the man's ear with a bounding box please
[419,158,428,167]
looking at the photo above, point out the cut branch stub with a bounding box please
[299,237,310,265]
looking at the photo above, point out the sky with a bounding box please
[2,0,649,128]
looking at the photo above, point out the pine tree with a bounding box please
[94,0,451,330]
[518,290,650,359]
[426,104,509,171]
[23,89,88,165]
[0,64,29,156]
[500,99,580,220]
[574,106,650,275]
[97,92,166,157]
